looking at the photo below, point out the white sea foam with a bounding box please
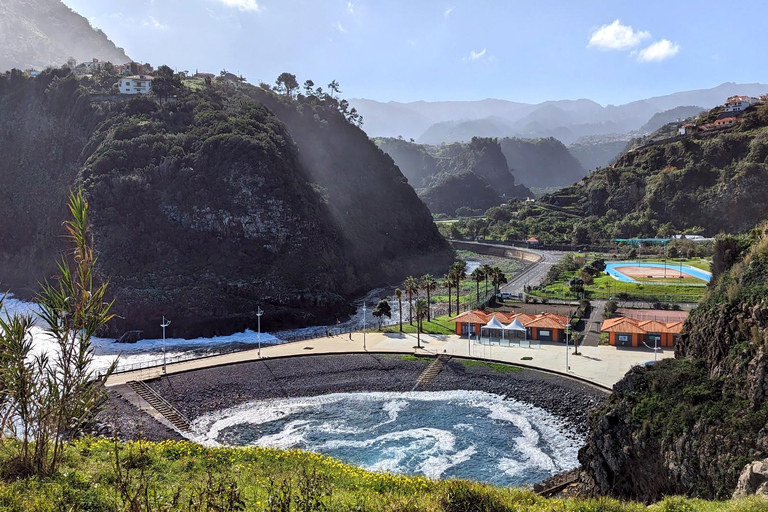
[191,390,584,484]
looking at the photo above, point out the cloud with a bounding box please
[143,15,168,30]
[444,7,454,17]
[347,1,354,14]
[588,19,650,50]
[337,21,347,33]
[637,39,680,62]
[467,48,486,61]
[217,0,260,12]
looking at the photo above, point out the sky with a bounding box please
[61,0,768,105]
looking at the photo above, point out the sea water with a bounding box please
[190,390,582,486]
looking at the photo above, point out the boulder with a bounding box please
[733,459,768,498]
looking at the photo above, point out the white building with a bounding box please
[723,95,760,113]
[118,75,154,95]
[82,58,105,72]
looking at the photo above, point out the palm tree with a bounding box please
[480,263,493,295]
[470,267,485,305]
[442,277,453,317]
[450,261,467,314]
[395,288,403,332]
[420,274,438,321]
[490,266,508,295]
[414,298,429,349]
[403,276,419,325]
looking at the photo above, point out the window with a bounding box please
[618,335,629,342]
[539,330,550,337]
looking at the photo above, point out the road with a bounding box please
[501,248,565,296]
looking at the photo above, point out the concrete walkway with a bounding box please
[106,331,671,390]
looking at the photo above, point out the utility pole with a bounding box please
[565,325,570,372]
[362,302,367,351]
[256,306,263,357]
[160,316,171,374]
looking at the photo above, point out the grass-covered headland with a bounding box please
[1,437,766,512]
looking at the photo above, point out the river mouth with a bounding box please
[190,390,582,487]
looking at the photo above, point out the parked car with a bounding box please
[497,292,513,300]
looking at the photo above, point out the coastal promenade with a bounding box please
[105,331,671,390]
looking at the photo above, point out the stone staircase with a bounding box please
[127,380,191,433]
[412,353,451,391]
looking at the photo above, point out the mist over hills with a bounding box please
[350,83,768,146]
[0,0,129,72]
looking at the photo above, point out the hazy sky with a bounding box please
[61,0,768,105]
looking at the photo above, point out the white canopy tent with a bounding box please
[481,316,506,343]
[502,317,527,341]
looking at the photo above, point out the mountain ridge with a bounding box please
[350,82,768,144]
[0,0,130,72]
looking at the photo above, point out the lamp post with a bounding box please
[362,302,367,351]
[565,325,571,372]
[160,316,171,374]
[256,306,263,357]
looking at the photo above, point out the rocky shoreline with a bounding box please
[104,353,606,442]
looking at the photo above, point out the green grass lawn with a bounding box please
[2,437,765,511]
[458,359,523,373]
[380,315,456,335]
[533,272,706,302]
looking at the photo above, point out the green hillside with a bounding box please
[2,437,767,511]
[535,102,768,242]
[0,69,453,338]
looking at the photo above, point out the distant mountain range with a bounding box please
[351,83,768,146]
[0,0,129,72]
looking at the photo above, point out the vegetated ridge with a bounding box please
[0,69,452,338]
[377,137,532,216]
[0,0,129,72]
[535,101,768,241]
[579,226,768,502]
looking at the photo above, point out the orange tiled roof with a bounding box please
[525,313,569,330]
[450,310,490,324]
[665,321,685,334]
[602,317,684,335]
[638,320,671,332]
[601,317,647,334]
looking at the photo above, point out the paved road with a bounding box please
[501,248,565,296]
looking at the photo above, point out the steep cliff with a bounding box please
[579,230,768,501]
[498,137,586,188]
[0,70,453,337]
[0,0,129,71]
[418,172,500,216]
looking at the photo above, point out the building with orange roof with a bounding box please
[601,316,683,348]
[450,309,570,341]
[714,117,741,129]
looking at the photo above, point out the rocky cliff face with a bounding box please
[579,233,768,501]
[0,70,453,338]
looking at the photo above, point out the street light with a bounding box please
[160,316,171,374]
[256,306,264,357]
[565,325,571,372]
[362,302,367,351]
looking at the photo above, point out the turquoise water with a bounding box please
[191,390,582,487]
[605,261,711,283]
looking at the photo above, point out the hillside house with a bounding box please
[714,117,741,129]
[82,58,105,72]
[118,75,154,95]
[601,317,683,347]
[723,95,759,113]
[194,72,216,79]
[679,123,699,135]
[451,310,570,342]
